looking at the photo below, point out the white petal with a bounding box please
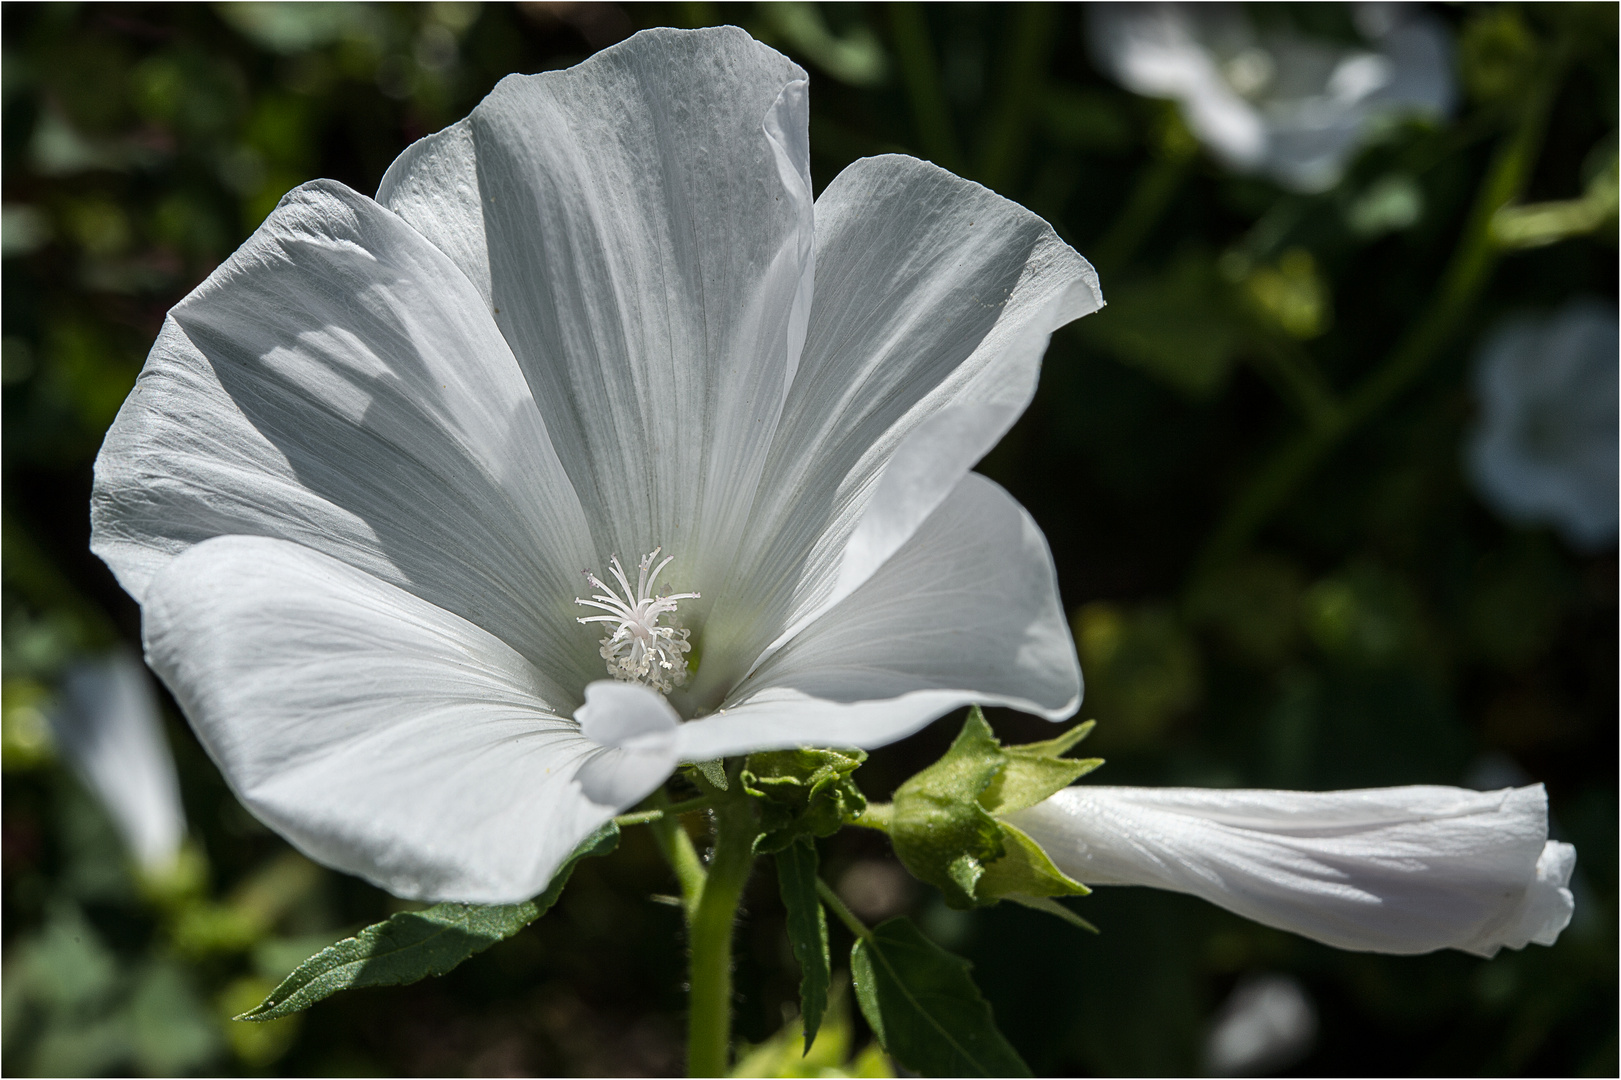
[573,680,682,807]
[672,473,1080,761]
[379,27,815,596]
[690,153,1099,704]
[51,650,186,871]
[141,535,634,904]
[91,180,600,703]
[1009,784,1575,957]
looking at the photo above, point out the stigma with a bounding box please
[575,548,699,694]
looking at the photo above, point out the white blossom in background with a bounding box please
[1466,299,1620,551]
[1086,2,1454,192]
[91,27,1100,904]
[50,650,187,873]
[1010,783,1575,957]
[1203,974,1318,1077]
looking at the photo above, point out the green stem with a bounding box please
[685,781,757,1078]
[1245,336,1340,432]
[849,801,893,833]
[1193,49,1566,575]
[649,792,707,922]
[890,2,963,173]
[614,794,717,828]
[1091,137,1194,274]
[815,878,873,941]
[976,2,1059,192]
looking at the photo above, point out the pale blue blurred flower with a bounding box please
[1467,299,1619,551]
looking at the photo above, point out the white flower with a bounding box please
[1466,299,1619,551]
[1202,974,1317,1078]
[1086,2,1454,192]
[90,28,1100,903]
[1009,783,1575,957]
[50,650,187,873]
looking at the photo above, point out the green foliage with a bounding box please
[1081,251,1245,398]
[775,839,832,1054]
[730,985,893,1078]
[743,747,868,853]
[238,824,618,1021]
[851,917,1030,1078]
[2,3,1615,1074]
[890,708,1097,910]
[1073,602,1202,749]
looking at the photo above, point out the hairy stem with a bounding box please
[685,778,757,1077]
[614,794,718,828]
[816,877,873,941]
[648,791,707,922]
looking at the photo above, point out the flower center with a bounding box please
[575,548,699,694]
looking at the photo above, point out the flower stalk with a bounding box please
[682,768,760,1077]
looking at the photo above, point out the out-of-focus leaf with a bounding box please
[760,2,887,87]
[1186,555,1308,666]
[776,838,831,1053]
[1082,252,1245,397]
[730,981,893,1078]
[1243,247,1331,339]
[1074,603,1202,749]
[851,917,1030,1078]
[238,823,618,1020]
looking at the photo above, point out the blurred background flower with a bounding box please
[2,3,1614,1076]
[1467,298,1619,551]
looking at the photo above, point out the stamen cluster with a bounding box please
[575,548,699,694]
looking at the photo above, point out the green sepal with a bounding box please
[774,838,832,1055]
[1006,894,1100,934]
[981,721,1101,815]
[742,747,867,854]
[850,917,1031,1078]
[236,823,618,1021]
[975,821,1090,902]
[890,708,1101,910]
[690,759,730,791]
[889,710,1007,908]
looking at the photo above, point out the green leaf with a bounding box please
[237,823,619,1021]
[743,747,867,854]
[850,917,1030,1078]
[774,839,831,1055]
[889,709,1006,908]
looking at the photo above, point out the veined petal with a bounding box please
[1009,785,1576,957]
[379,27,815,597]
[573,680,682,808]
[672,474,1080,761]
[91,180,600,704]
[142,535,626,904]
[691,154,1100,702]
[50,650,186,872]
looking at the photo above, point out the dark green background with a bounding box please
[3,3,1615,1076]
